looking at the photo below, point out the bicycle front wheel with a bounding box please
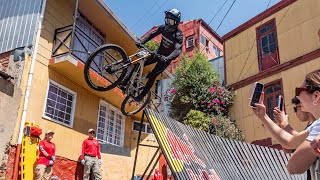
[84,44,129,91]
[121,92,151,116]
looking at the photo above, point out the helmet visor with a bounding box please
[165,18,177,26]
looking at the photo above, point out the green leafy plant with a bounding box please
[168,49,243,141]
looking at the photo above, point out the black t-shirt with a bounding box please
[141,25,183,62]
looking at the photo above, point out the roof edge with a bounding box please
[96,0,138,42]
[222,0,297,42]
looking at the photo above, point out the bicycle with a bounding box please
[83,44,152,116]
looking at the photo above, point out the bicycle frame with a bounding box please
[125,54,150,96]
[104,51,150,75]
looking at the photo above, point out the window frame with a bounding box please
[263,80,284,121]
[213,44,221,57]
[132,121,154,135]
[42,80,77,128]
[186,35,195,48]
[256,19,280,71]
[72,12,105,63]
[97,99,125,147]
[200,34,206,46]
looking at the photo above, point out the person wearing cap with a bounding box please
[35,130,56,180]
[80,129,102,180]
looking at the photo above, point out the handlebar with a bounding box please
[136,43,151,53]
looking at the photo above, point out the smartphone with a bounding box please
[249,82,264,107]
[278,95,284,111]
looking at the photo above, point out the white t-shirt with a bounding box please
[306,119,320,141]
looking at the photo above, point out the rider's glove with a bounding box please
[135,42,144,49]
[159,55,168,63]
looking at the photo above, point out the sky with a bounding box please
[104,0,280,38]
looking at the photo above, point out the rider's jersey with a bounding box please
[141,25,183,63]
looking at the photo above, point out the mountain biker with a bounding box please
[120,8,183,101]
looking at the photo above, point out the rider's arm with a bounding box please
[140,25,164,44]
[163,32,183,61]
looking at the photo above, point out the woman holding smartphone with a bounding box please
[252,69,320,176]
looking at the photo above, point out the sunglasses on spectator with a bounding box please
[89,131,95,134]
[295,87,309,96]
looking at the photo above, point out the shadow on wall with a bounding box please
[0,78,14,97]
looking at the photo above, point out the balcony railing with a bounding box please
[52,23,104,63]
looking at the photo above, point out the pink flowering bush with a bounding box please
[199,85,235,116]
[168,50,243,140]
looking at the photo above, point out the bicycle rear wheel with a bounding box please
[84,44,129,91]
[121,92,151,116]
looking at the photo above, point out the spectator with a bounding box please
[35,130,56,180]
[274,97,316,179]
[80,129,102,180]
[274,96,316,136]
[252,69,320,175]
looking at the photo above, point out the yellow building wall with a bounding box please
[225,0,320,143]
[229,57,320,143]
[12,0,160,179]
[225,0,320,85]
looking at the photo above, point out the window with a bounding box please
[132,121,153,134]
[73,12,105,63]
[213,45,221,57]
[97,100,125,147]
[132,121,146,132]
[146,124,153,134]
[186,35,194,48]
[200,34,206,46]
[43,80,77,127]
[264,81,283,120]
[256,19,279,71]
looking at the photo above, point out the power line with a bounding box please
[237,1,292,82]
[200,0,236,55]
[130,0,161,31]
[216,0,236,32]
[135,0,169,36]
[235,0,272,82]
[198,0,228,46]
[207,0,228,26]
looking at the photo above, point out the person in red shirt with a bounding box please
[80,129,102,180]
[35,130,56,180]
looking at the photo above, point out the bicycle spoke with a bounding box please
[84,44,128,92]
[92,59,102,72]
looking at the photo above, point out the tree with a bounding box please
[170,50,219,120]
[145,40,160,51]
[168,50,243,141]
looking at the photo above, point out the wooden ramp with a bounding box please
[145,109,306,180]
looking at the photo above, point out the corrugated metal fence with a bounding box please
[145,109,306,180]
[0,0,43,53]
